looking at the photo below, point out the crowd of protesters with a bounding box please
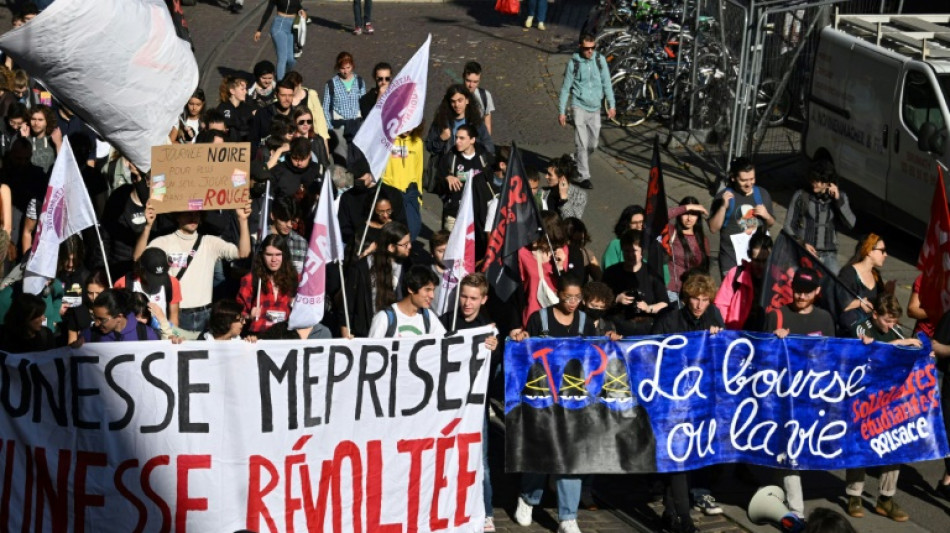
[0,4,943,532]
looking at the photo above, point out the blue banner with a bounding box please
[505,331,949,474]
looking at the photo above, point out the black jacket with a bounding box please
[651,304,724,335]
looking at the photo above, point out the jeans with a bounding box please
[179,306,212,334]
[818,250,839,275]
[572,106,600,182]
[270,15,296,82]
[403,183,422,242]
[483,415,493,517]
[526,0,547,22]
[521,474,582,521]
[353,0,372,27]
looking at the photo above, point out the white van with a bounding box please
[804,14,950,235]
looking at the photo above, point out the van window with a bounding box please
[901,71,945,136]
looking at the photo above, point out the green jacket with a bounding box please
[559,52,615,114]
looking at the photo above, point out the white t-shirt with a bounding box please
[368,304,447,338]
[471,88,495,117]
[149,231,239,308]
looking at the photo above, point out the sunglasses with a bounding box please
[580,46,595,51]
[376,76,391,82]
[297,119,312,125]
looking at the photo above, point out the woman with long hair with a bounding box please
[0,292,56,352]
[342,221,412,337]
[425,84,494,157]
[28,104,59,172]
[836,233,892,335]
[290,105,330,172]
[519,211,568,327]
[665,196,710,303]
[253,0,307,82]
[237,234,298,335]
[202,299,252,341]
[172,88,205,143]
[62,269,109,345]
[563,217,601,284]
[602,205,644,269]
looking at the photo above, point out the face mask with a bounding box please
[586,308,606,321]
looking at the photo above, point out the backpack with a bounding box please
[573,51,605,82]
[722,186,764,224]
[325,76,367,116]
[539,307,587,337]
[384,306,431,337]
[475,88,489,116]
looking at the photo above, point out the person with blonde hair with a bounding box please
[217,76,254,142]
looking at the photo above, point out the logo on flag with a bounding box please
[380,81,420,143]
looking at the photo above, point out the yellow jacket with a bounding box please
[381,135,424,204]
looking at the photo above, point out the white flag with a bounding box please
[288,171,345,329]
[353,35,430,180]
[435,176,476,317]
[24,137,98,294]
[0,0,198,171]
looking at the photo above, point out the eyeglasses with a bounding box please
[375,209,393,216]
[562,295,582,303]
[396,241,412,249]
[297,119,312,125]
[233,315,247,324]
[873,247,887,254]
[376,76,391,82]
[580,46,595,51]
[93,315,114,325]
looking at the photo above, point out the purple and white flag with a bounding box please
[24,137,98,294]
[353,35,430,180]
[288,171,345,329]
[434,177,476,317]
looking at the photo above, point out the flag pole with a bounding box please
[93,224,113,287]
[357,177,383,257]
[451,277,461,332]
[255,180,272,312]
[338,261,351,333]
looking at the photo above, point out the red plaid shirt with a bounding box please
[237,273,295,333]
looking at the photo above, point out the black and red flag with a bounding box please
[482,143,541,302]
[916,166,950,325]
[642,136,670,277]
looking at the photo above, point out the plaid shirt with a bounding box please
[237,273,295,334]
[285,229,307,274]
[322,75,366,125]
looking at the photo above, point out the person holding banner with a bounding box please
[714,231,772,331]
[237,234,298,334]
[510,273,593,533]
[836,234,893,337]
[651,272,724,530]
[200,299,255,341]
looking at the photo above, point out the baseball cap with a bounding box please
[140,248,169,289]
[791,267,820,293]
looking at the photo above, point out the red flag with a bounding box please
[642,136,669,276]
[916,166,950,323]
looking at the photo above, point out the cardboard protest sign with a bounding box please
[0,327,493,531]
[150,143,251,213]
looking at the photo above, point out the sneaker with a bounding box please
[514,497,533,526]
[483,516,496,532]
[538,22,547,30]
[847,495,864,518]
[692,493,723,515]
[353,26,363,35]
[874,497,909,522]
[936,480,950,501]
[557,519,581,533]
[365,22,375,34]
[524,16,533,28]
[580,486,598,510]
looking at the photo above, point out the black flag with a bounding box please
[482,143,541,302]
[642,136,669,277]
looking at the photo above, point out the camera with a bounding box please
[624,289,645,304]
